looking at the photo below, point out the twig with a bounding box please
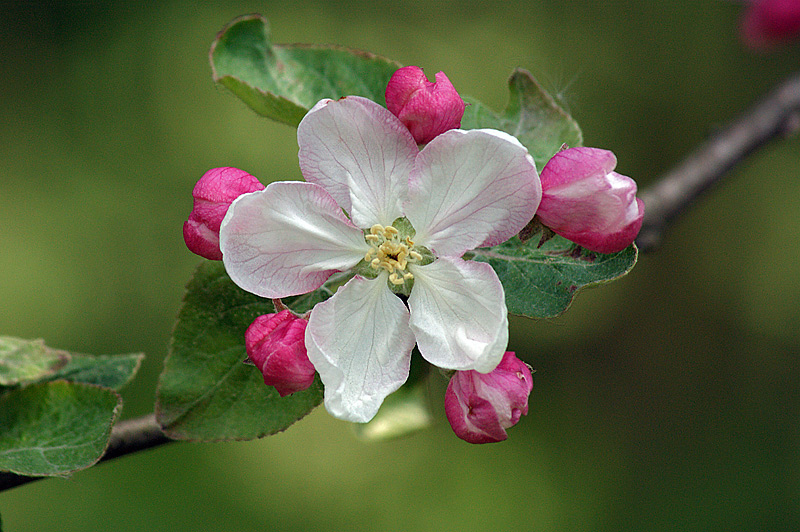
[636,71,800,252]
[0,414,172,492]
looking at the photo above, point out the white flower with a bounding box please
[219,96,541,423]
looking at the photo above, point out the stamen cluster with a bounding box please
[364,224,423,286]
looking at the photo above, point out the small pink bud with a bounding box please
[183,167,264,260]
[245,310,315,397]
[385,65,466,144]
[741,0,800,50]
[536,147,644,254]
[445,351,533,444]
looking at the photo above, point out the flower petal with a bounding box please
[298,96,418,227]
[220,181,368,299]
[408,257,508,373]
[404,129,541,257]
[305,274,417,423]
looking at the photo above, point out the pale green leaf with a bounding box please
[461,68,582,169]
[0,337,70,386]
[210,14,401,126]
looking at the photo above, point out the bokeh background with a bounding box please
[2,1,799,530]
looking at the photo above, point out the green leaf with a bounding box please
[210,14,402,127]
[48,353,144,391]
[469,235,638,318]
[460,68,583,169]
[0,337,70,386]
[156,261,328,441]
[0,381,121,477]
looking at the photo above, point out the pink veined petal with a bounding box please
[298,96,418,228]
[305,274,417,423]
[219,181,368,299]
[404,128,541,257]
[407,257,508,373]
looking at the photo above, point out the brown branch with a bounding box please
[0,414,172,493]
[636,71,800,252]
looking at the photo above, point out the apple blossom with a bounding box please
[245,310,315,397]
[444,351,533,444]
[220,96,541,423]
[741,0,800,50]
[183,167,264,260]
[536,147,644,254]
[385,66,467,144]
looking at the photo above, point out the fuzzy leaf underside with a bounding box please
[211,14,402,127]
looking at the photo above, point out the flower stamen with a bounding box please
[364,223,423,286]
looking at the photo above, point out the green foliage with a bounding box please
[156,261,328,441]
[461,68,583,170]
[0,381,121,476]
[0,337,142,477]
[210,14,402,127]
[0,337,70,386]
[47,354,144,391]
[470,235,638,318]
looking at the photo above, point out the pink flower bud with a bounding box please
[183,167,264,260]
[536,147,644,254]
[741,0,800,50]
[245,310,316,397]
[385,66,466,144]
[444,351,533,444]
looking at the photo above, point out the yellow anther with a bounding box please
[362,220,426,289]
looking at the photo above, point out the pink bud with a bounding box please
[741,0,800,50]
[444,351,533,444]
[183,167,264,260]
[536,147,644,254]
[385,66,466,144]
[245,310,315,397]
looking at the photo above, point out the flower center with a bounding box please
[364,223,424,286]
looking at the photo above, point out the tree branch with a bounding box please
[636,71,800,252]
[0,414,172,493]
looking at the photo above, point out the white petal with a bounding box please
[408,257,508,373]
[305,274,417,423]
[298,96,418,227]
[220,181,368,299]
[404,129,541,257]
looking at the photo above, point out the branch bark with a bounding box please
[636,71,800,252]
[0,414,172,492]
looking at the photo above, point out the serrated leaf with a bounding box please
[469,235,637,318]
[48,353,144,391]
[156,261,329,441]
[210,14,401,127]
[0,337,70,386]
[461,68,582,169]
[0,381,121,477]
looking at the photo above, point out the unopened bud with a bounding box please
[536,147,644,253]
[245,310,315,397]
[385,66,466,144]
[183,167,264,260]
[444,351,533,444]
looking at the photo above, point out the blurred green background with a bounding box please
[2,1,799,530]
